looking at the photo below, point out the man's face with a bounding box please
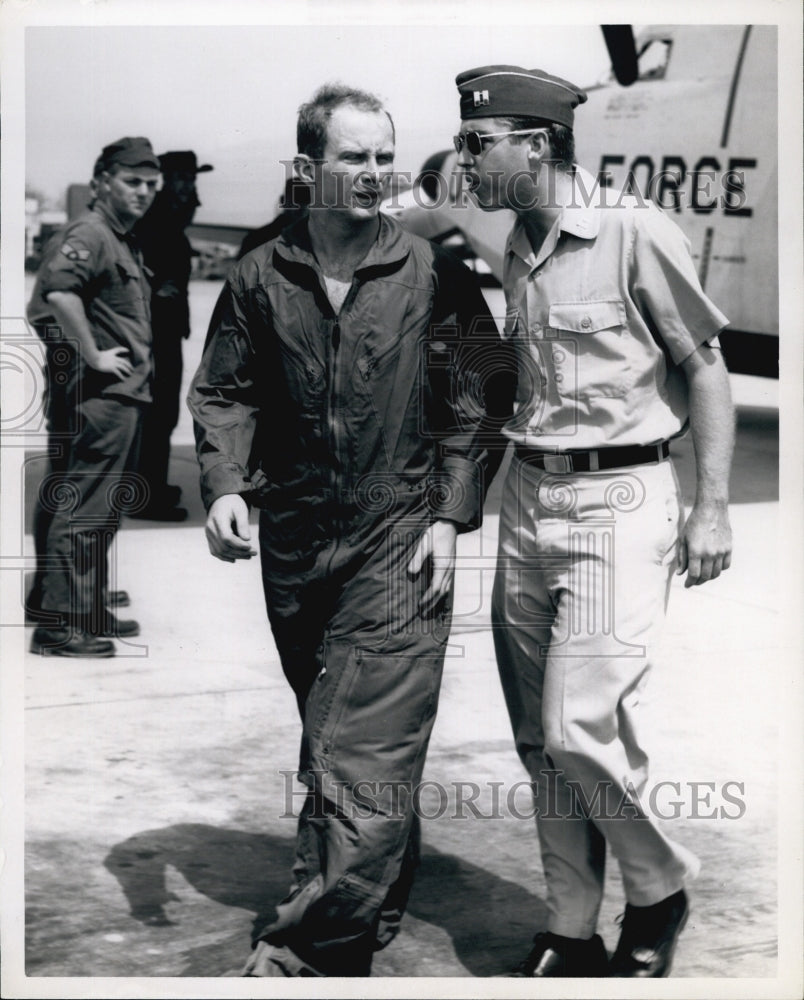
[98,166,160,226]
[163,170,199,207]
[455,117,537,213]
[311,105,395,220]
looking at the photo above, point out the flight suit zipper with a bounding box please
[328,318,341,504]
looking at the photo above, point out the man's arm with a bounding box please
[47,291,133,379]
[677,341,735,587]
[426,246,516,530]
[187,278,262,562]
[407,247,515,610]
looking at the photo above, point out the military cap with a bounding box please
[158,151,214,174]
[98,136,160,171]
[456,65,587,128]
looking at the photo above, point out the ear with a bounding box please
[525,130,551,169]
[294,154,316,185]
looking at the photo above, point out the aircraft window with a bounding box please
[638,39,671,80]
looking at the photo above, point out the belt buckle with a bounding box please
[542,454,573,474]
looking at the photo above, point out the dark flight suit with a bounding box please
[189,214,514,975]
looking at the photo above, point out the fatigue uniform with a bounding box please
[492,170,728,937]
[28,201,152,625]
[189,214,513,975]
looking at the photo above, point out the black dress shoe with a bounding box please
[507,932,609,977]
[80,613,140,638]
[609,889,689,977]
[30,626,115,658]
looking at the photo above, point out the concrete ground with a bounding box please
[5,279,796,994]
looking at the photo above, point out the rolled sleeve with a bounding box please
[40,223,101,299]
[429,455,484,530]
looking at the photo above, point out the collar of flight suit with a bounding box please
[505,165,602,272]
[274,212,413,279]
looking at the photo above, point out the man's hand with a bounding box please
[678,342,735,588]
[205,494,257,562]
[89,347,134,380]
[407,519,458,614]
[677,501,732,587]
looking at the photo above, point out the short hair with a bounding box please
[297,83,395,160]
[496,115,576,172]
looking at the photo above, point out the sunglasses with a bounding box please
[453,129,543,156]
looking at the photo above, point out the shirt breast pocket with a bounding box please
[547,300,632,399]
[107,261,145,317]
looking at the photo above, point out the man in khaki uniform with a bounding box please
[453,66,734,977]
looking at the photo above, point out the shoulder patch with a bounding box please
[60,242,90,262]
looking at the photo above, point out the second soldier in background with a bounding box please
[133,150,213,520]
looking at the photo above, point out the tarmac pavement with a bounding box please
[6,278,795,992]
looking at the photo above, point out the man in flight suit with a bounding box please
[189,83,513,976]
[453,66,734,977]
[27,137,160,657]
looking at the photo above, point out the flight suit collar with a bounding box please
[275,212,412,276]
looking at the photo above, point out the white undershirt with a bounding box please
[323,276,351,314]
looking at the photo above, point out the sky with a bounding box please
[24,21,612,226]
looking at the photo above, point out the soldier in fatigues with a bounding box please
[27,137,160,657]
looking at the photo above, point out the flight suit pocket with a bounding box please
[547,300,632,398]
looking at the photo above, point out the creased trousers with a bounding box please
[492,456,700,938]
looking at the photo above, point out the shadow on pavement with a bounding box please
[102,822,547,977]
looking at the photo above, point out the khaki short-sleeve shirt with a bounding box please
[502,169,729,450]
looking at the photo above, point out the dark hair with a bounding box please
[496,115,575,172]
[297,83,395,160]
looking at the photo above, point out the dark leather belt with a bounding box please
[514,441,670,474]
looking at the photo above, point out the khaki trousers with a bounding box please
[492,455,699,938]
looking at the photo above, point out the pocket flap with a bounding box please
[548,300,625,333]
[115,261,137,282]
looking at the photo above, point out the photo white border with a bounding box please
[1,1,801,998]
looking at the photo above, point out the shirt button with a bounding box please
[553,350,566,363]
[581,316,592,329]
[555,373,564,383]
